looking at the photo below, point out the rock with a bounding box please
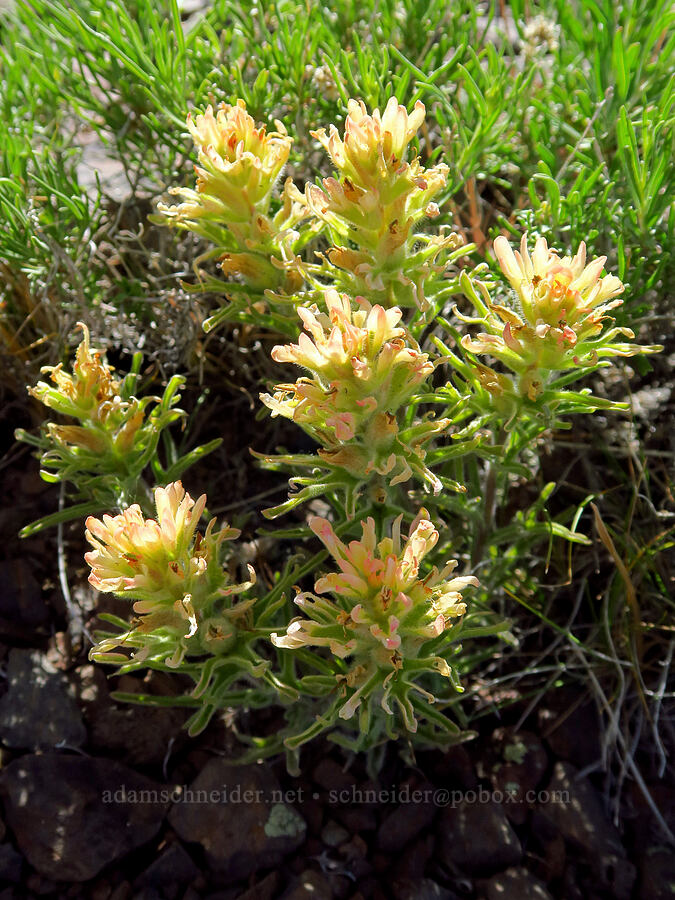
[415,746,478,791]
[528,811,565,881]
[332,805,377,834]
[600,856,637,900]
[0,754,168,881]
[234,871,280,900]
[132,889,162,900]
[134,842,198,892]
[489,729,549,825]
[0,844,24,883]
[339,835,373,881]
[312,759,357,794]
[0,559,49,629]
[376,780,437,853]
[351,878,377,898]
[538,763,634,897]
[296,779,324,835]
[0,649,86,750]
[538,762,624,858]
[326,873,353,900]
[74,664,187,767]
[637,848,675,900]
[539,694,601,770]
[321,820,350,848]
[279,870,333,899]
[476,867,553,899]
[392,878,458,900]
[168,759,306,880]
[559,863,586,900]
[391,835,433,882]
[25,872,57,894]
[438,799,522,875]
[629,781,675,854]
[110,883,132,900]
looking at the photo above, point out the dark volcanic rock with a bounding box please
[393,878,458,900]
[476,867,553,899]
[489,729,549,825]
[234,871,280,900]
[168,759,306,880]
[0,560,49,630]
[134,841,198,891]
[279,870,333,899]
[0,649,86,750]
[539,696,601,770]
[538,762,624,857]
[438,798,522,875]
[74,664,186,767]
[376,780,437,853]
[0,843,24,884]
[312,759,357,794]
[638,848,675,900]
[0,753,168,881]
[538,763,634,898]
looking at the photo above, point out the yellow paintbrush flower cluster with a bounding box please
[261,288,448,500]
[156,100,306,295]
[459,234,661,405]
[308,97,461,309]
[273,510,477,731]
[28,324,149,461]
[86,481,254,667]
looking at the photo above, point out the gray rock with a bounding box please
[0,753,168,881]
[0,649,86,750]
[477,867,553,899]
[168,759,306,880]
[438,799,522,875]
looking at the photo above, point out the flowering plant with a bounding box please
[306,97,464,311]
[441,235,661,428]
[17,94,662,772]
[272,511,486,750]
[153,101,312,333]
[16,324,220,534]
[85,481,288,736]
[259,289,449,516]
